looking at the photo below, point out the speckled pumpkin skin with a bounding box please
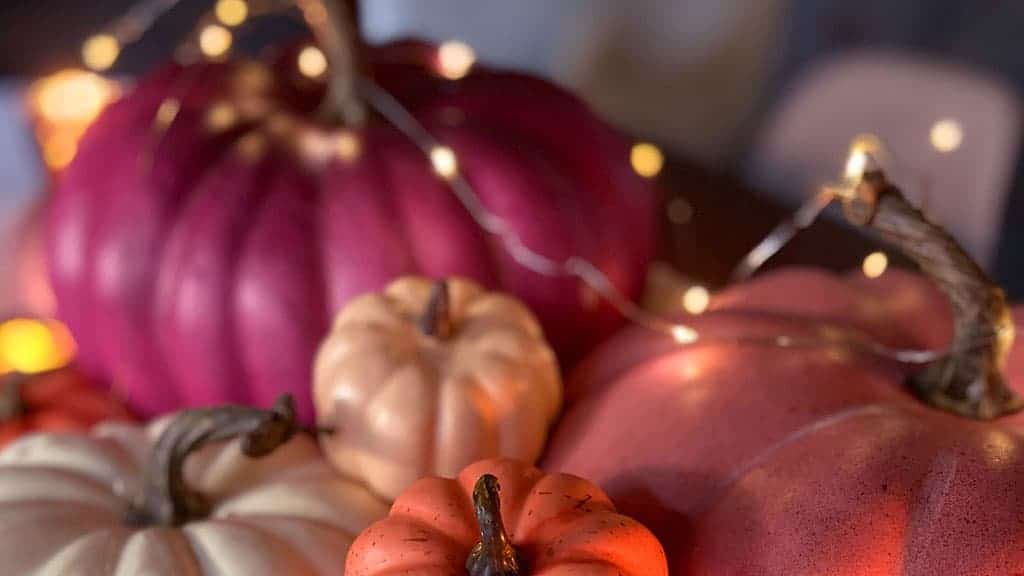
[345,458,668,575]
[544,268,1024,575]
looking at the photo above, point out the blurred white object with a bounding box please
[746,50,1022,267]
[362,0,786,162]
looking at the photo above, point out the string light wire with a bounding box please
[85,1,959,368]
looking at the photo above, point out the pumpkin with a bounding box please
[345,458,668,575]
[314,276,561,500]
[0,395,388,575]
[543,170,1024,574]
[46,0,654,423]
[0,366,135,448]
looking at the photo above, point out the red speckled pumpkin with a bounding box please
[544,172,1024,574]
[47,0,653,422]
[0,366,134,448]
[345,458,668,576]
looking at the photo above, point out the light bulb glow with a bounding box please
[671,325,699,344]
[437,41,476,80]
[335,130,361,162]
[0,319,76,375]
[199,25,233,58]
[215,0,248,26]
[862,251,888,279]
[297,46,328,79]
[430,145,458,179]
[631,142,664,178]
[205,102,238,132]
[682,285,711,315]
[930,118,963,153]
[82,35,120,71]
[844,133,883,181]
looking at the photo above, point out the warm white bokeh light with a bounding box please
[298,45,328,79]
[215,0,249,26]
[437,41,476,80]
[430,145,458,179]
[199,25,233,58]
[930,118,963,153]
[82,34,120,71]
[631,142,664,178]
[671,325,699,344]
[682,285,711,315]
[862,251,889,279]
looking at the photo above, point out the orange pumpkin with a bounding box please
[345,458,668,575]
[0,366,134,448]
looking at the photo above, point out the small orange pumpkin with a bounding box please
[345,458,668,576]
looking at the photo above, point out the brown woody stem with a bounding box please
[127,395,298,526]
[418,280,454,339]
[0,373,28,422]
[295,0,366,126]
[466,474,523,576]
[842,170,1023,420]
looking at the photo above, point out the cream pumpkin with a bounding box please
[0,396,388,575]
[314,277,562,500]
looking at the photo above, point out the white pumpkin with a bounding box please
[314,277,562,500]
[0,396,388,575]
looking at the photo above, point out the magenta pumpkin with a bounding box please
[47,2,654,421]
[543,173,1024,574]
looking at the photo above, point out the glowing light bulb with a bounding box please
[215,0,248,26]
[199,25,233,58]
[82,34,120,71]
[430,145,458,179]
[862,251,888,279]
[297,45,328,79]
[930,118,963,153]
[844,133,883,181]
[32,69,117,124]
[631,142,664,178]
[671,325,698,344]
[682,285,710,315]
[0,318,76,374]
[205,102,238,132]
[335,130,361,162]
[844,150,869,181]
[437,41,476,80]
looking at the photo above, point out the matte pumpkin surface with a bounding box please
[345,458,668,575]
[544,268,1024,575]
[0,415,388,575]
[0,367,134,448]
[47,39,654,423]
[314,277,562,500]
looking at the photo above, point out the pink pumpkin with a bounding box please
[47,3,654,422]
[544,173,1024,574]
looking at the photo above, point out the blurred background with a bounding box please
[1,0,1022,319]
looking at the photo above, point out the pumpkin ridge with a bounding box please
[902,449,960,571]
[182,516,322,574]
[34,526,131,575]
[706,403,905,514]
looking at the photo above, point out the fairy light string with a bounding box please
[78,0,976,367]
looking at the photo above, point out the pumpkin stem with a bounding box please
[296,0,366,126]
[0,372,28,423]
[841,169,1023,420]
[126,394,299,527]
[419,280,454,339]
[466,474,523,576]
